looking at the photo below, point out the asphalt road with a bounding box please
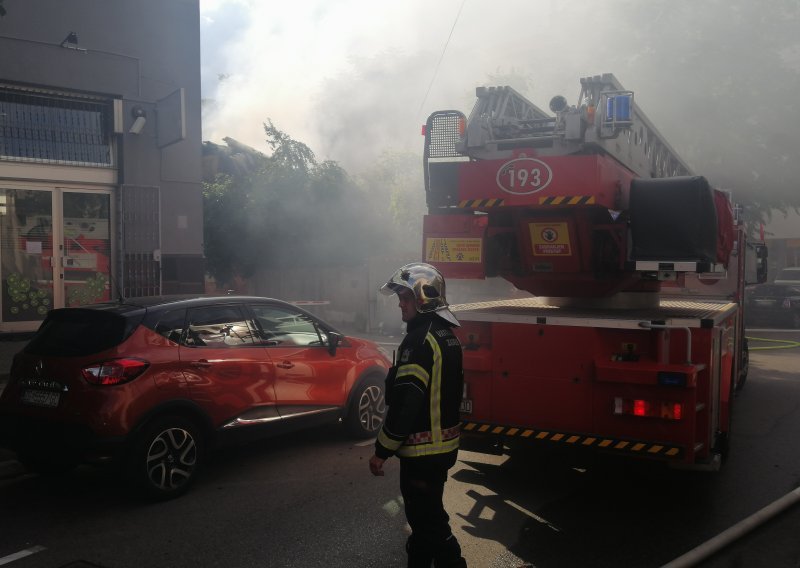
[0,329,799,567]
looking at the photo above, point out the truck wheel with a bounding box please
[128,415,204,500]
[736,337,749,392]
[715,431,731,462]
[344,376,386,439]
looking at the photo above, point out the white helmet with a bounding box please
[380,262,460,326]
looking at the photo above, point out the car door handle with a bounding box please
[191,359,212,367]
[276,361,294,369]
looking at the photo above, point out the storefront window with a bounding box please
[0,189,54,322]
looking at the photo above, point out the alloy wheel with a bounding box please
[358,385,386,433]
[145,427,198,492]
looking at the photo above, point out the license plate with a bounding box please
[459,399,473,414]
[754,299,775,306]
[21,389,61,408]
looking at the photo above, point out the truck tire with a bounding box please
[736,337,749,393]
[344,375,386,439]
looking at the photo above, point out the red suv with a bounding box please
[0,296,390,499]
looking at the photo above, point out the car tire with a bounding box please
[128,415,204,500]
[344,375,386,439]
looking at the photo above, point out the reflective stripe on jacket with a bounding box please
[375,313,463,461]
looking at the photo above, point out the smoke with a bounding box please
[201,0,800,207]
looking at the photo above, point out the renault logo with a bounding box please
[34,360,44,378]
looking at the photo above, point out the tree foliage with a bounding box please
[356,150,426,244]
[202,122,399,286]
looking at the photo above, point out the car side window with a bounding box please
[185,305,257,348]
[153,308,187,344]
[249,304,326,347]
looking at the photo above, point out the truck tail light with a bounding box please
[613,397,682,420]
[82,358,149,385]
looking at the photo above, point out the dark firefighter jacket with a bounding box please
[375,312,463,462]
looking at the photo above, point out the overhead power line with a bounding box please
[418,0,467,120]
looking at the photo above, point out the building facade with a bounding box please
[0,0,204,332]
[764,210,800,279]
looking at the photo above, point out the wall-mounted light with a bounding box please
[129,106,147,135]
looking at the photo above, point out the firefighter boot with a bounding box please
[406,534,434,568]
[433,533,467,568]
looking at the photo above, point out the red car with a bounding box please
[0,296,390,499]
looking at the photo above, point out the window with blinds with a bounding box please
[0,87,113,167]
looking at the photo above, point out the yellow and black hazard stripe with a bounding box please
[538,196,596,205]
[461,421,683,459]
[458,198,505,208]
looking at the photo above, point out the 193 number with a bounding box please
[496,157,553,195]
[505,167,543,188]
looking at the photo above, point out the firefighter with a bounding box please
[369,262,467,568]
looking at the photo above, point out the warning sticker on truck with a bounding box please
[529,222,571,256]
[425,238,482,263]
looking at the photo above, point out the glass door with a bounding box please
[62,191,111,307]
[0,188,112,328]
[0,188,55,323]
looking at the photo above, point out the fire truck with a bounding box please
[422,74,768,469]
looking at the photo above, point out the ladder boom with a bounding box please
[457,73,692,179]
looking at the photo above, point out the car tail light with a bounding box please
[613,397,682,420]
[82,358,149,385]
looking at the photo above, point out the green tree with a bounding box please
[357,150,426,247]
[203,122,390,286]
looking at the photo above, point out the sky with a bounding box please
[198,0,800,208]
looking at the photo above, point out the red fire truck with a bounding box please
[422,74,767,469]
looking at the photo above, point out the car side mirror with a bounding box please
[327,331,343,356]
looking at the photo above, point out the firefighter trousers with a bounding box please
[400,458,467,568]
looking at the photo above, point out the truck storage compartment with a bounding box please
[630,176,718,262]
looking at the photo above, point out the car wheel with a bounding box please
[128,415,204,500]
[345,376,386,439]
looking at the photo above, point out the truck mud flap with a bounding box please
[462,421,685,460]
